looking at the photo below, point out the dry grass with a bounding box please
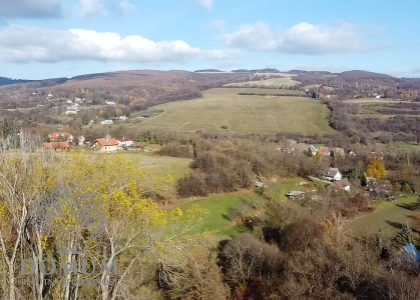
[345,196,419,237]
[137,88,335,135]
[237,88,305,96]
[343,98,405,104]
[225,77,300,88]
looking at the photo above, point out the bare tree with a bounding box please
[32,187,108,300]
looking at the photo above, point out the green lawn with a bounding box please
[177,177,313,236]
[345,196,419,237]
[135,152,192,180]
[137,88,334,135]
[179,194,250,236]
[264,177,316,201]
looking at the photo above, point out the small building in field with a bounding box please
[49,132,74,143]
[91,137,120,153]
[329,178,351,191]
[286,191,306,199]
[43,142,70,151]
[321,168,343,181]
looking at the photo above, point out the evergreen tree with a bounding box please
[402,183,413,195]
[397,221,415,246]
[374,229,384,251]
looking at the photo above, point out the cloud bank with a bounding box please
[219,21,392,54]
[0,25,238,64]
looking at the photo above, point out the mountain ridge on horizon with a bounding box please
[0,68,417,88]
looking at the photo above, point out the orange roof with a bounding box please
[318,147,330,154]
[50,132,72,139]
[93,138,119,146]
[44,142,70,149]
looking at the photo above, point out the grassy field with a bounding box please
[177,177,313,236]
[264,177,316,201]
[237,88,305,96]
[225,77,300,88]
[134,152,192,179]
[137,88,334,135]
[345,196,419,237]
[178,193,251,236]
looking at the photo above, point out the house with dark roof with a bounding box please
[286,191,306,199]
[320,168,343,181]
[329,178,351,191]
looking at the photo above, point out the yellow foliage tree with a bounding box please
[366,158,387,179]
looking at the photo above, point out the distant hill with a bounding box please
[0,70,249,110]
[194,69,224,73]
[0,76,34,87]
[232,69,251,73]
[251,68,281,73]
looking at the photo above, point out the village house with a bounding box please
[43,142,70,151]
[318,147,331,156]
[309,145,318,156]
[117,138,134,147]
[370,152,384,160]
[49,132,74,143]
[91,137,120,153]
[329,178,351,192]
[321,167,343,181]
[333,147,345,157]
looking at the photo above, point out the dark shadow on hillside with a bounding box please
[385,220,403,230]
[396,200,420,211]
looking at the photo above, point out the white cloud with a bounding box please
[219,21,391,55]
[194,0,213,11]
[0,0,62,19]
[78,0,105,18]
[118,0,135,14]
[212,20,226,30]
[0,25,238,64]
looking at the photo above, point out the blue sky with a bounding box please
[0,0,419,79]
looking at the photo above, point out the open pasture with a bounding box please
[138,88,334,135]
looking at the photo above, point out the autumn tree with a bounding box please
[366,158,387,179]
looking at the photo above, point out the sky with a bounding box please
[0,0,420,79]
